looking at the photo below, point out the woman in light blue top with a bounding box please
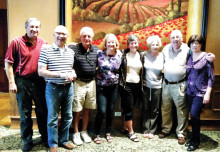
[141,35,164,139]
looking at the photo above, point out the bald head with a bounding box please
[170,30,183,51]
[53,25,68,48]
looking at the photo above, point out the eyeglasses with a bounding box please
[85,53,94,66]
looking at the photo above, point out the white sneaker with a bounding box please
[81,131,92,143]
[73,132,83,145]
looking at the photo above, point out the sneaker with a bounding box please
[73,132,83,146]
[81,131,92,143]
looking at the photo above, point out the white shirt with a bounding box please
[126,52,142,83]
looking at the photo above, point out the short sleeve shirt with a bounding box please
[69,43,99,79]
[163,43,190,82]
[5,34,46,77]
[96,49,122,86]
[38,42,75,84]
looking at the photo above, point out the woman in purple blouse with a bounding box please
[185,35,214,151]
[94,33,122,144]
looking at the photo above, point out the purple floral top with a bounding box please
[186,52,214,97]
[96,50,122,86]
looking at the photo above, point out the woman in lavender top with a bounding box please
[185,35,214,151]
[94,33,122,144]
[141,35,164,139]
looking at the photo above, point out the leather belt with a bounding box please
[76,78,94,82]
[48,82,71,87]
[164,78,186,85]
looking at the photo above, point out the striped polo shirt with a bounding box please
[69,43,99,80]
[38,42,75,84]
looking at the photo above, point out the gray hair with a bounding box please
[170,30,183,38]
[25,18,40,29]
[80,27,94,37]
[146,35,162,48]
[127,34,139,45]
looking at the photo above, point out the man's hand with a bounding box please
[60,70,77,82]
[206,53,215,62]
[9,82,17,93]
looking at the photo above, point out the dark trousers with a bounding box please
[119,82,140,121]
[142,87,161,134]
[187,94,204,143]
[94,85,118,135]
[15,76,48,145]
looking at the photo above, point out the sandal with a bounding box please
[106,133,113,143]
[128,133,139,142]
[148,133,154,139]
[94,135,102,144]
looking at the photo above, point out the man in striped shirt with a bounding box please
[69,27,99,146]
[38,25,76,152]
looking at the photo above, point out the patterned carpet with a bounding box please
[0,126,219,152]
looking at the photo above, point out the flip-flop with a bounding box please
[94,135,102,144]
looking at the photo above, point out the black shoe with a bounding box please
[187,142,199,151]
[185,139,192,147]
[22,142,33,152]
[41,138,49,147]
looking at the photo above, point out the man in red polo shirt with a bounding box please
[4,18,47,152]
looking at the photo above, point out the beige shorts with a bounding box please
[73,79,96,112]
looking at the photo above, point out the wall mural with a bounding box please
[72,0,189,50]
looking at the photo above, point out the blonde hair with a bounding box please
[146,35,162,48]
[102,33,119,50]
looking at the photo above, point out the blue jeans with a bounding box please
[45,82,73,147]
[94,84,118,135]
[187,94,204,143]
[15,76,47,145]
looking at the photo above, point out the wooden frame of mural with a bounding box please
[66,0,189,50]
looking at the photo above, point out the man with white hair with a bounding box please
[38,25,76,152]
[5,18,48,152]
[159,30,214,145]
[69,27,99,146]
[159,30,189,144]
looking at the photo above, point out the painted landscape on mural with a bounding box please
[72,0,189,50]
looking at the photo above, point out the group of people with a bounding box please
[4,17,215,152]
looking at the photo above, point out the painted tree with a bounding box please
[169,0,173,11]
[177,0,181,13]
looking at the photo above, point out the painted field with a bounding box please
[92,15,188,50]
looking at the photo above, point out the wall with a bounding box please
[7,0,59,44]
[206,0,220,75]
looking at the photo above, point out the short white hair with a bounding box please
[146,35,162,48]
[80,27,94,37]
[54,25,68,35]
[170,30,183,38]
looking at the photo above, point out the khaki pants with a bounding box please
[161,80,188,137]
